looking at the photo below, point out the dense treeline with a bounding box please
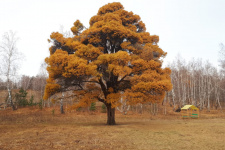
[165,56,225,111]
[1,56,225,112]
[0,71,47,108]
[0,74,47,93]
[0,34,224,113]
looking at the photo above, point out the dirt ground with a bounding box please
[0,107,225,150]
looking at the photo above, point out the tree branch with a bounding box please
[82,80,99,84]
[99,78,108,98]
[118,75,127,84]
[98,97,105,103]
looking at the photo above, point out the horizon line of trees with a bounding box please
[1,54,225,113]
[164,55,225,112]
[0,30,224,113]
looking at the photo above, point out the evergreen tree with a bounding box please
[90,102,96,111]
[15,88,28,107]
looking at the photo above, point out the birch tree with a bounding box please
[0,31,23,110]
[219,43,225,74]
[167,57,225,111]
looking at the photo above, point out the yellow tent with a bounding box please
[181,105,199,118]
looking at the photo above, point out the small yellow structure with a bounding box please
[181,105,199,119]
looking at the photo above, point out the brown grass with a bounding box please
[0,107,225,150]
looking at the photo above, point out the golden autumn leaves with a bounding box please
[43,2,172,110]
[46,49,97,78]
[46,49,131,80]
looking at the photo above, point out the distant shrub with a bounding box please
[76,107,82,112]
[90,102,96,111]
[15,88,28,107]
[101,104,106,113]
[28,95,35,106]
[38,99,43,110]
[15,88,37,107]
[51,109,55,116]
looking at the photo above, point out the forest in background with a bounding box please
[0,2,224,114]
[1,52,225,114]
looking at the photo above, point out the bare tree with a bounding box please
[219,43,225,74]
[59,25,73,38]
[166,56,225,111]
[0,31,23,110]
[19,75,33,90]
[116,92,130,115]
[36,61,48,106]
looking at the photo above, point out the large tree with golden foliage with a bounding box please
[44,2,172,125]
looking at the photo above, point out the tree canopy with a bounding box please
[44,2,172,125]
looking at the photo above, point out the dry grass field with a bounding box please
[0,107,225,150]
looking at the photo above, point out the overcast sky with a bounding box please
[1,0,225,76]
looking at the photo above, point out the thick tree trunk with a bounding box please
[106,104,116,125]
